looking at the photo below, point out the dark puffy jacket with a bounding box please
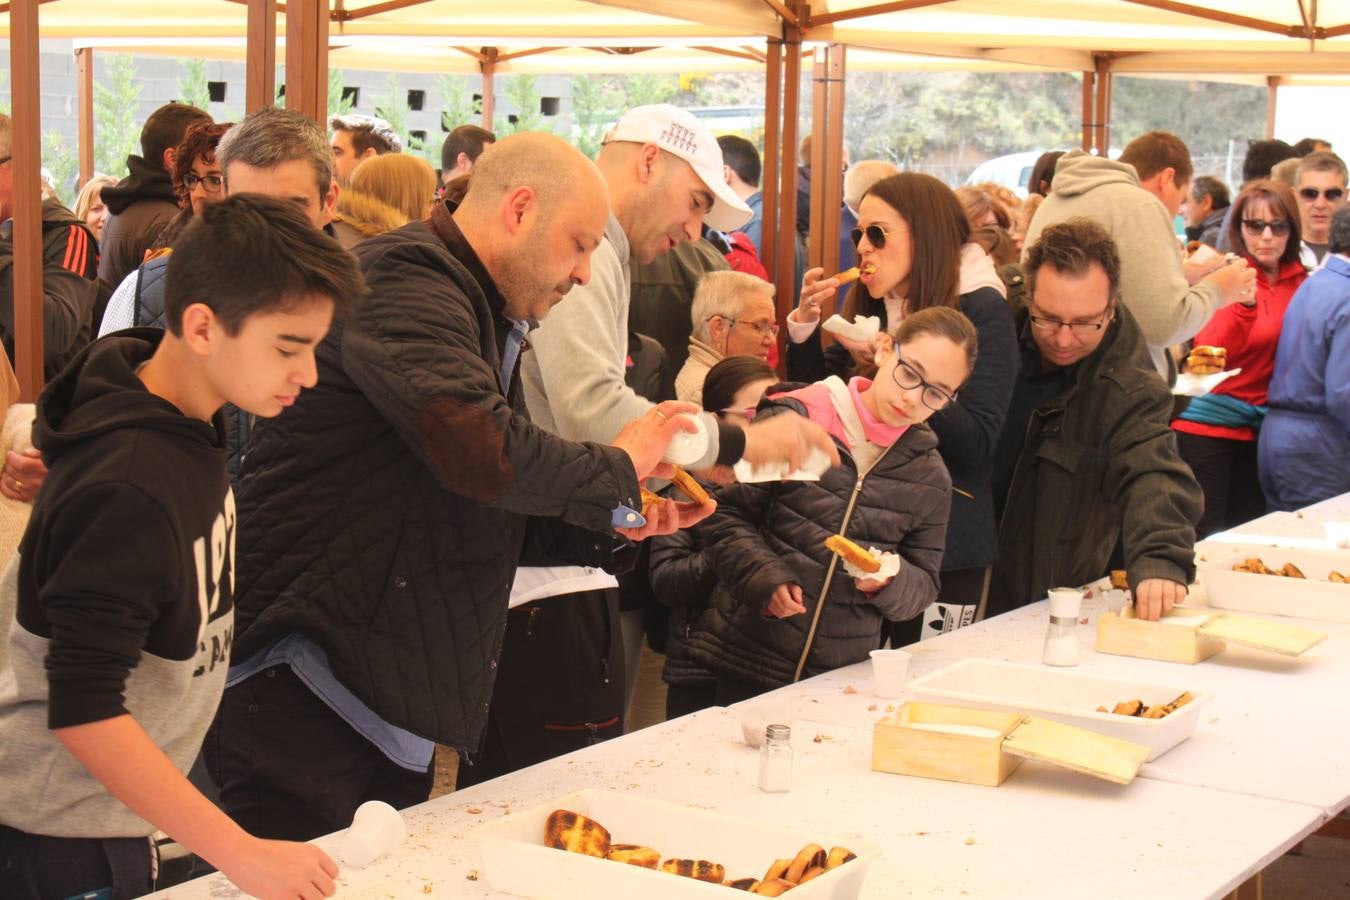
[628,238,729,401]
[687,397,951,689]
[787,287,1016,570]
[96,155,179,321]
[649,509,718,688]
[989,303,1203,616]
[0,197,99,380]
[231,205,642,749]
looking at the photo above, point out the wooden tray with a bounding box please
[1096,605,1326,664]
[871,701,1149,787]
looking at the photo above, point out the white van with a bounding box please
[965,150,1047,198]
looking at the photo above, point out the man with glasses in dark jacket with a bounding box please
[990,219,1203,622]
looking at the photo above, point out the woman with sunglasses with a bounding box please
[147,122,233,252]
[1172,180,1307,536]
[785,173,1019,642]
[685,308,977,703]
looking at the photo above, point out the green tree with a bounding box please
[42,131,78,204]
[329,68,355,116]
[620,73,678,109]
[177,58,211,111]
[438,74,478,133]
[374,73,434,162]
[495,74,552,136]
[570,74,618,158]
[94,54,141,178]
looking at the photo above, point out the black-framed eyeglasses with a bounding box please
[184,172,225,193]
[1241,218,1291,237]
[710,315,779,338]
[850,224,891,250]
[1028,303,1114,338]
[1298,187,1345,202]
[891,353,956,411]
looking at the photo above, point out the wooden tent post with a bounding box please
[481,47,499,129]
[774,10,803,329]
[284,0,328,123]
[76,47,93,187]
[247,0,278,114]
[1081,68,1096,152]
[807,42,846,274]
[1265,76,1280,139]
[1094,55,1113,155]
[761,38,783,281]
[10,0,44,399]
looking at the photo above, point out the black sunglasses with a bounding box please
[1241,218,1292,237]
[1299,187,1345,202]
[850,224,890,250]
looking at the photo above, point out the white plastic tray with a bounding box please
[1199,547,1350,623]
[907,659,1211,761]
[475,789,877,899]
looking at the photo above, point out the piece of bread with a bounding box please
[785,844,826,884]
[1190,345,1227,359]
[1330,570,1349,583]
[798,865,827,884]
[544,810,611,858]
[1186,345,1227,375]
[762,858,792,882]
[727,878,760,891]
[660,858,725,883]
[753,879,798,896]
[1280,562,1306,579]
[825,847,857,869]
[1141,705,1169,719]
[1112,699,1144,717]
[607,844,660,868]
[834,266,861,284]
[1186,363,1224,375]
[640,489,662,509]
[824,535,881,574]
[1109,569,1129,590]
[669,466,710,506]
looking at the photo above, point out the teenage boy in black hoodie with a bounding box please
[0,194,364,900]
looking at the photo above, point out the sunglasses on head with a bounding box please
[1241,218,1292,237]
[850,224,890,249]
[1299,187,1345,202]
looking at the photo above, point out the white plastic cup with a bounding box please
[1047,587,1084,618]
[661,414,710,466]
[870,648,912,699]
[337,800,407,868]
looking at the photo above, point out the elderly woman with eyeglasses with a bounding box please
[145,122,233,252]
[684,307,977,701]
[784,173,1020,642]
[1172,179,1307,537]
[674,270,778,404]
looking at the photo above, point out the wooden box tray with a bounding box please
[1096,605,1326,664]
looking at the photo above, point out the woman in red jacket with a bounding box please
[1173,179,1307,537]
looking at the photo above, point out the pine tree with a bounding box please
[94,55,142,178]
[177,58,212,112]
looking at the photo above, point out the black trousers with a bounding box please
[204,664,433,843]
[0,824,152,900]
[665,682,718,720]
[1176,431,1266,540]
[456,588,625,789]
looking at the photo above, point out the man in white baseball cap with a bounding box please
[463,107,836,787]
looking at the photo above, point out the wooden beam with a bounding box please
[481,47,498,129]
[1116,0,1317,39]
[1324,23,1350,38]
[246,0,277,114]
[453,46,487,63]
[1081,69,1096,152]
[0,0,59,14]
[9,0,44,399]
[284,0,328,123]
[807,0,957,29]
[1094,55,1113,155]
[1296,0,1314,39]
[1265,75,1281,139]
[761,0,796,27]
[75,47,94,187]
[762,38,782,286]
[337,0,437,20]
[775,16,803,344]
[821,43,846,277]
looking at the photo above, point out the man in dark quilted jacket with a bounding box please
[211,132,713,842]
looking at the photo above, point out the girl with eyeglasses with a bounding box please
[784,173,1019,644]
[148,122,233,253]
[1172,179,1307,537]
[684,308,977,703]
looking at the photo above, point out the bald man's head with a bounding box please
[454,132,610,322]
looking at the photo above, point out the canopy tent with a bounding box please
[3,0,1350,398]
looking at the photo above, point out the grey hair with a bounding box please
[690,270,776,343]
[1297,151,1348,185]
[329,113,403,155]
[844,160,900,214]
[219,107,334,201]
[1270,158,1300,188]
[1331,205,1350,255]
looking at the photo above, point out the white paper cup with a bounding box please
[1047,587,1084,618]
[870,648,911,699]
[338,800,407,868]
[661,414,710,466]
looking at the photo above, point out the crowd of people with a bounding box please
[0,95,1345,900]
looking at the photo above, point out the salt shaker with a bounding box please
[758,724,793,792]
[1042,587,1084,667]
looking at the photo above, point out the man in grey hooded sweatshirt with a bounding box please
[1023,131,1254,380]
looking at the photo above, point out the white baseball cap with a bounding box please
[602,104,754,233]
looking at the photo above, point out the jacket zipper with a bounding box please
[791,443,899,683]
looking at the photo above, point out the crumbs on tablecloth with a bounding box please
[466,807,482,814]
[867,703,878,711]
[466,871,480,881]
[964,837,976,846]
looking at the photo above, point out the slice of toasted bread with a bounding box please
[607,844,660,868]
[660,858,725,883]
[824,534,881,574]
[544,809,611,858]
[669,466,710,506]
